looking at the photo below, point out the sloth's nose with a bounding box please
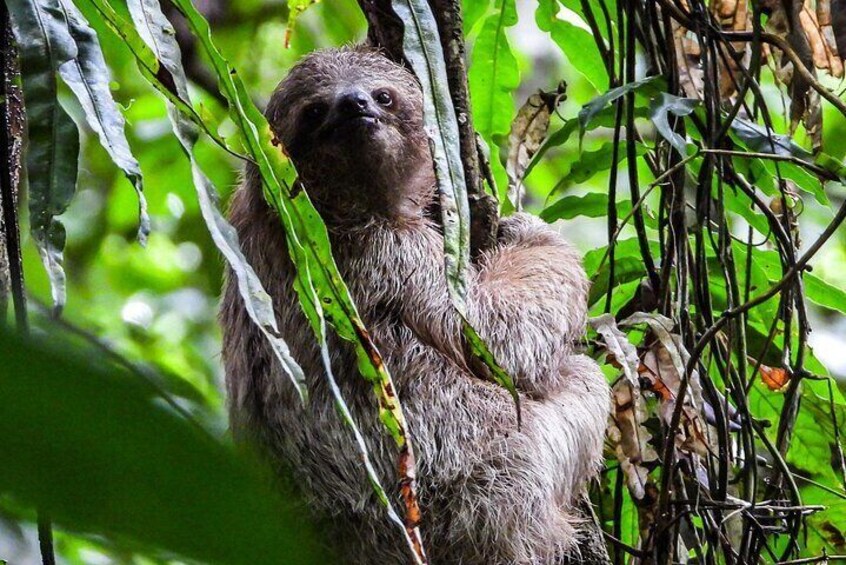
[336,88,372,117]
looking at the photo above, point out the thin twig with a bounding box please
[701,148,839,182]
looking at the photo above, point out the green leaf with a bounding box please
[82,0,232,151]
[462,0,492,33]
[804,273,846,315]
[588,255,645,307]
[804,493,846,557]
[535,0,607,92]
[523,117,578,181]
[771,160,830,207]
[584,238,660,306]
[721,185,771,237]
[522,104,651,183]
[55,0,150,245]
[540,191,631,222]
[550,141,647,194]
[0,329,327,565]
[814,151,846,180]
[560,0,616,40]
[123,0,308,403]
[469,0,519,141]
[748,379,841,482]
[391,0,520,421]
[286,0,320,46]
[8,0,80,315]
[649,93,697,157]
[737,154,830,207]
[394,0,471,307]
[747,247,846,315]
[100,0,428,557]
[578,75,660,141]
[730,117,813,160]
[467,0,519,206]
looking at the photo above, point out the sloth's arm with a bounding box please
[401,213,590,397]
[462,213,591,396]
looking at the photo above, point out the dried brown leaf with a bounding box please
[609,380,658,500]
[817,0,845,77]
[673,21,704,99]
[712,0,751,99]
[832,0,846,59]
[591,314,640,385]
[622,313,710,457]
[506,90,558,210]
[801,6,833,72]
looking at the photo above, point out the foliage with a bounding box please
[0,327,328,565]
[2,0,846,563]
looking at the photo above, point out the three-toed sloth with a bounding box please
[220,46,610,564]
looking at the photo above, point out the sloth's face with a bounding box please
[297,83,409,149]
[266,48,427,183]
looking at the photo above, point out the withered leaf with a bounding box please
[816,0,845,76]
[609,380,658,501]
[506,89,559,210]
[672,20,704,100]
[590,314,640,386]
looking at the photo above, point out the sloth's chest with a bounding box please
[338,226,445,304]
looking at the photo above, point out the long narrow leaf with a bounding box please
[393,0,471,307]
[469,0,519,145]
[91,0,426,560]
[55,0,150,244]
[391,0,521,423]
[79,0,234,155]
[649,93,697,157]
[468,0,519,205]
[8,0,80,314]
[121,0,308,402]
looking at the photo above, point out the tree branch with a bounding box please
[0,1,26,330]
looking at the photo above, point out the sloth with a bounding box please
[220,45,610,564]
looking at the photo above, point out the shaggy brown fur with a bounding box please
[220,46,610,563]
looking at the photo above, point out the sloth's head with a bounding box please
[266,46,434,224]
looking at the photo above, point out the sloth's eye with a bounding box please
[304,103,327,121]
[374,90,393,107]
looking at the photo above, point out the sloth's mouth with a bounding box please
[328,113,380,134]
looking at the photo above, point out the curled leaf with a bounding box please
[608,380,658,501]
[506,88,561,210]
[590,313,640,386]
[577,76,660,142]
[592,315,657,500]
[648,93,698,157]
